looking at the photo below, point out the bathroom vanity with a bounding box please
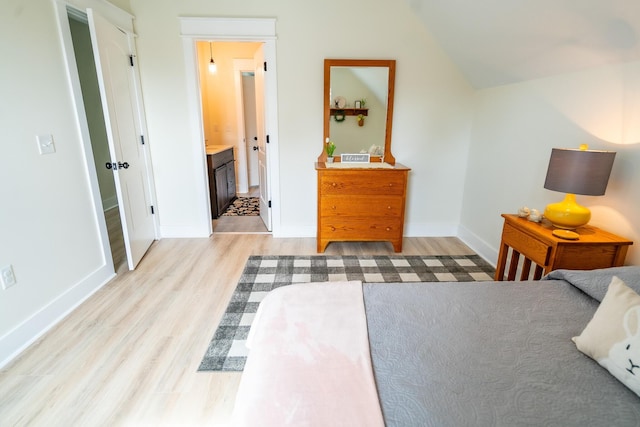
[207,145,236,218]
[317,59,410,252]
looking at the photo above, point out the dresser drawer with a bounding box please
[319,171,406,196]
[320,196,403,218]
[319,217,403,240]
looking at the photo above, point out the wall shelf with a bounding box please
[329,108,368,117]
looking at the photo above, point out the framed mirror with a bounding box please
[318,59,396,165]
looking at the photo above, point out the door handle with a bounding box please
[253,136,258,141]
[106,161,130,170]
[253,146,258,151]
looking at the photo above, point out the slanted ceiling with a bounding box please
[406,0,640,88]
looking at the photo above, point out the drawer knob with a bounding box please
[330,226,336,231]
[332,206,337,210]
[387,205,392,210]
[331,183,337,187]
[386,227,392,231]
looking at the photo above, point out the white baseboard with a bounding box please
[457,224,499,267]
[273,225,315,238]
[404,222,459,237]
[159,225,211,238]
[102,196,118,211]
[0,264,116,369]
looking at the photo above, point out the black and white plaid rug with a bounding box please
[198,254,495,372]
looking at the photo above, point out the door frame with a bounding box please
[54,0,158,271]
[179,17,281,236]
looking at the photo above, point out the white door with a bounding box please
[254,45,271,231]
[87,9,155,269]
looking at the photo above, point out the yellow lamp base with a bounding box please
[544,193,591,229]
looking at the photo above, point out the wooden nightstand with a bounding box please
[495,214,633,281]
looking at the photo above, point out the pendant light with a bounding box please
[208,42,217,73]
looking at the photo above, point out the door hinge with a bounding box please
[129,55,134,66]
[150,205,155,214]
[263,61,267,72]
[140,135,145,145]
[268,200,271,208]
[266,135,270,144]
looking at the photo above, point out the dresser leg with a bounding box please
[317,240,329,253]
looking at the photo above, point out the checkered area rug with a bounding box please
[198,254,495,372]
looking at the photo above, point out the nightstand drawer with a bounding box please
[502,222,550,266]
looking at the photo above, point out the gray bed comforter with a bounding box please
[364,270,640,426]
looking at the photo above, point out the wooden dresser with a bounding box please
[316,163,410,252]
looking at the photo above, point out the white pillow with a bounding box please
[573,276,640,397]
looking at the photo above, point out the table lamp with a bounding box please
[543,145,616,239]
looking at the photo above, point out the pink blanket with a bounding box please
[231,281,384,427]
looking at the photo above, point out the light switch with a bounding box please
[37,134,56,154]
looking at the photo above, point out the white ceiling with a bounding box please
[406,0,640,88]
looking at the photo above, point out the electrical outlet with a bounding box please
[1,265,17,290]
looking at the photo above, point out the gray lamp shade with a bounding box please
[544,148,616,196]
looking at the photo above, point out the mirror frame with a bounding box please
[319,59,396,165]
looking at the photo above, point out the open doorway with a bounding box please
[179,17,281,238]
[196,41,269,234]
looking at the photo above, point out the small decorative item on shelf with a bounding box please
[354,100,361,109]
[518,206,543,222]
[517,206,530,218]
[325,138,336,163]
[368,144,384,156]
[357,114,365,127]
[360,98,367,108]
[528,208,543,223]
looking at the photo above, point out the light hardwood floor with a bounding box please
[0,235,476,426]
[105,206,127,273]
[212,187,268,234]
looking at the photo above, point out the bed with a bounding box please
[231,267,640,426]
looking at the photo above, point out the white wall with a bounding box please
[128,0,475,238]
[460,60,640,265]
